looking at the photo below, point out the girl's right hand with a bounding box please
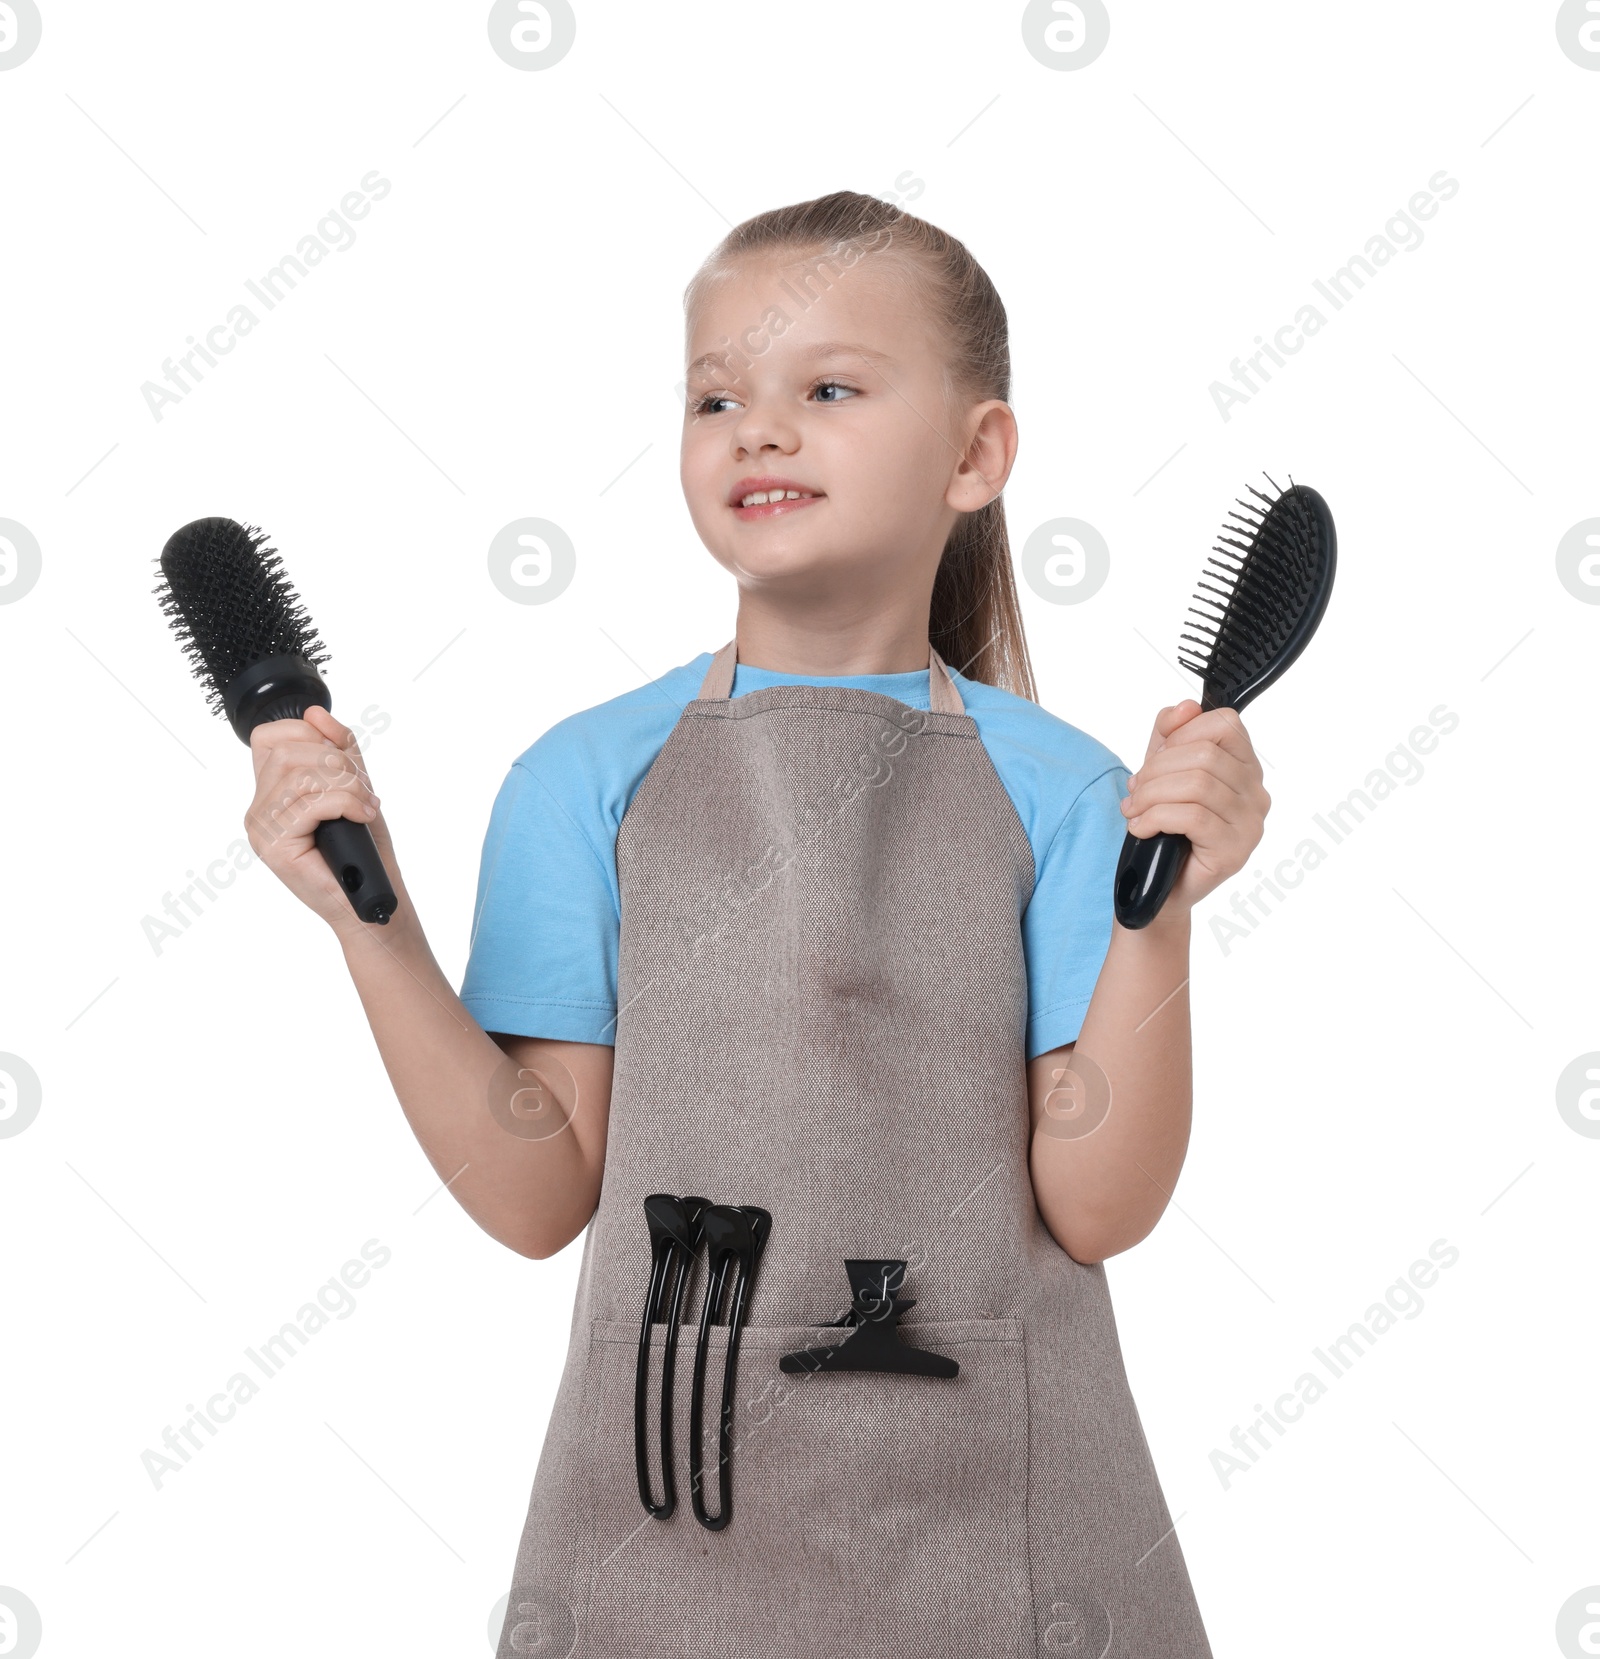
[245,704,396,933]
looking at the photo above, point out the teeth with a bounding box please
[739,489,814,507]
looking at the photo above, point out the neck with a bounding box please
[728,599,933,676]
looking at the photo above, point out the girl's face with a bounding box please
[680,250,1010,608]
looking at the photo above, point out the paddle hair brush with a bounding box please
[1114,474,1336,930]
[154,516,397,925]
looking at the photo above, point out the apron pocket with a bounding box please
[588,1316,1031,1658]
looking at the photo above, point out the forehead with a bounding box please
[685,248,936,379]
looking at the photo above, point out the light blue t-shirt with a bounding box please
[459,652,1131,1062]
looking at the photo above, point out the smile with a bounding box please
[723,481,826,517]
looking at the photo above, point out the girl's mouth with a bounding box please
[728,485,825,521]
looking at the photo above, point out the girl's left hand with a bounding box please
[1120,700,1270,913]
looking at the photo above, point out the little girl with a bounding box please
[249,190,1267,1657]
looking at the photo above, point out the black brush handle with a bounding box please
[228,655,397,926]
[313,817,397,925]
[1114,685,1222,931]
[1113,826,1189,931]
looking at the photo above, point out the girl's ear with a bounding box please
[946,399,1018,513]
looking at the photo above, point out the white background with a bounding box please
[1,3,1596,1655]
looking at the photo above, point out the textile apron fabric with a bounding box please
[495,641,1213,1659]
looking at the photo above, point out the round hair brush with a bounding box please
[1114,474,1337,930]
[154,516,397,925]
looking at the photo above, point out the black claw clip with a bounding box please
[688,1204,771,1531]
[779,1259,958,1378]
[635,1193,711,1518]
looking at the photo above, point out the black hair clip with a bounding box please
[688,1204,771,1531]
[779,1259,958,1378]
[635,1193,711,1518]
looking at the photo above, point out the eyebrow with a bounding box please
[685,340,896,380]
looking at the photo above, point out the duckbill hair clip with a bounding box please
[688,1204,772,1531]
[779,1259,958,1379]
[635,1192,712,1519]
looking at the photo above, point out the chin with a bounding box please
[711,538,834,583]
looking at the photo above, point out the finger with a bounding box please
[255,756,379,817]
[1130,723,1260,792]
[1130,737,1259,797]
[248,786,378,849]
[1142,700,1201,763]
[308,707,372,780]
[249,716,341,771]
[1122,799,1228,843]
[258,743,375,795]
[1121,766,1246,820]
[1126,755,1270,833]
[303,704,356,749]
[257,739,368,771]
[1162,706,1257,767]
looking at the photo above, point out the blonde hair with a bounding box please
[684,189,1037,702]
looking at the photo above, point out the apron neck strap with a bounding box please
[697,637,965,715]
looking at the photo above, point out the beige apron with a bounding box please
[495,640,1212,1658]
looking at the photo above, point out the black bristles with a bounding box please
[153,517,330,719]
[1175,473,1334,705]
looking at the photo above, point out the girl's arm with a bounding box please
[247,705,613,1260]
[1027,910,1191,1265]
[1026,699,1268,1264]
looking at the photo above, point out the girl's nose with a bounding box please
[729,400,798,457]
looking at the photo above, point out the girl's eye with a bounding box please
[688,380,859,416]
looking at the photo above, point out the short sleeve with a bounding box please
[1022,763,1132,1060]
[457,759,622,1045]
